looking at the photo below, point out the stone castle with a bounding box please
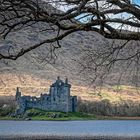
[15,77,77,114]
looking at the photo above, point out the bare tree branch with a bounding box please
[0,0,140,61]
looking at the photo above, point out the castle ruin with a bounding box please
[15,77,77,114]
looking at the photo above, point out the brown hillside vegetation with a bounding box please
[1,72,140,116]
[0,72,140,102]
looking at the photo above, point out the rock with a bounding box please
[25,117,31,121]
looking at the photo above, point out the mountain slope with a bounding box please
[0,4,140,97]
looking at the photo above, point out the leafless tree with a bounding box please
[76,40,140,86]
[0,0,140,61]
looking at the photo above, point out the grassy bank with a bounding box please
[28,109,96,121]
[96,115,140,120]
[0,109,96,121]
[1,108,140,120]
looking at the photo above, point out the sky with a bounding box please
[133,0,140,4]
[45,0,140,12]
[46,0,140,30]
[74,0,140,31]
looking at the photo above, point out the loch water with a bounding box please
[0,120,140,139]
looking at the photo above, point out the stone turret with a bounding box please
[15,87,21,100]
[65,77,68,84]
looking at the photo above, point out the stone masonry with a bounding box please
[15,77,77,114]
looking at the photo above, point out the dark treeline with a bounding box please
[1,96,140,117]
[78,98,140,117]
[0,96,16,116]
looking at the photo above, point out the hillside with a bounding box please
[1,72,140,103]
[0,3,140,102]
[1,72,140,117]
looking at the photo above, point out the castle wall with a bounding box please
[15,77,77,114]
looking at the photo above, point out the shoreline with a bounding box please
[1,135,140,140]
[96,116,140,120]
[1,116,140,121]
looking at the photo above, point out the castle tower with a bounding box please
[64,77,71,112]
[50,77,71,112]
